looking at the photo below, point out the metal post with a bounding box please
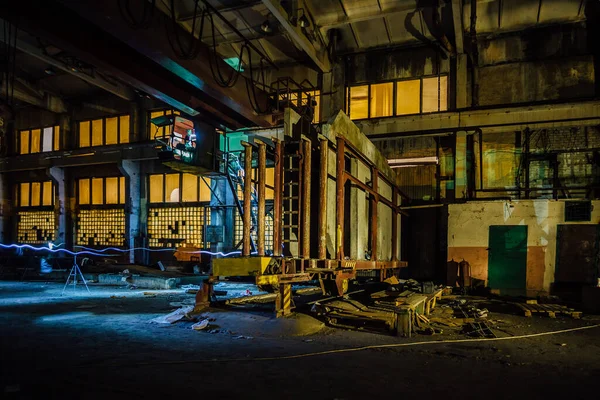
[370,168,378,262]
[273,139,283,256]
[318,139,328,259]
[336,137,345,260]
[257,141,266,256]
[302,139,311,259]
[242,143,253,256]
[391,187,399,262]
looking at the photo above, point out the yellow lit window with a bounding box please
[20,130,29,154]
[79,179,90,205]
[396,79,421,115]
[43,181,53,206]
[30,129,41,153]
[105,117,118,145]
[120,115,130,143]
[53,126,60,151]
[266,168,274,200]
[165,174,180,203]
[422,76,448,113]
[105,177,119,204]
[149,174,164,203]
[91,178,104,205]
[199,178,211,202]
[349,86,369,120]
[31,182,41,207]
[182,173,198,202]
[370,82,393,118]
[91,119,103,147]
[119,177,126,204]
[79,121,91,147]
[20,183,30,207]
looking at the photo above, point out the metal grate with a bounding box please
[17,211,55,244]
[76,209,126,246]
[564,201,592,222]
[148,206,211,248]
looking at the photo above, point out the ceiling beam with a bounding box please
[4,35,136,101]
[178,0,263,21]
[1,79,67,113]
[318,3,446,30]
[452,0,464,53]
[261,0,331,72]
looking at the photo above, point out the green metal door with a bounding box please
[488,225,528,291]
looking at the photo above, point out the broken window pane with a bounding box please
[370,82,393,118]
[396,79,421,115]
[422,76,448,113]
[42,127,53,152]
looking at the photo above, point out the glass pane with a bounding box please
[20,130,29,154]
[105,177,119,204]
[92,119,103,146]
[199,178,211,202]
[149,174,164,203]
[396,80,421,115]
[43,181,53,206]
[370,83,393,118]
[42,127,53,152]
[20,183,30,207]
[30,129,41,153]
[119,177,126,204]
[54,126,60,150]
[79,121,90,147]
[165,174,180,203]
[91,178,104,205]
[120,115,130,143]
[105,117,118,145]
[349,85,369,120]
[79,179,90,205]
[422,76,448,113]
[182,173,198,202]
[31,182,41,206]
[266,168,274,200]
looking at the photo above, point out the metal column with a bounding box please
[273,139,283,256]
[391,187,399,261]
[318,139,328,259]
[257,141,266,256]
[336,137,345,260]
[301,139,311,259]
[242,143,253,256]
[370,168,378,262]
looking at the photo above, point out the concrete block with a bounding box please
[98,274,178,289]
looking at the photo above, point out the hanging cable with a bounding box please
[244,52,270,114]
[207,11,246,88]
[1,19,18,108]
[117,0,156,29]
[165,0,203,60]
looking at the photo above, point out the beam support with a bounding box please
[242,143,253,256]
[257,141,266,256]
[48,167,69,246]
[262,0,331,72]
[119,160,141,264]
[1,80,67,113]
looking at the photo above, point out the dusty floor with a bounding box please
[1,281,599,399]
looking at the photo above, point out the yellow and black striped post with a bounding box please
[276,283,292,317]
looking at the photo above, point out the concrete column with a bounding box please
[59,113,71,151]
[456,54,468,109]
[321,62,345,121]
[119,160,141,263]
[455,131,468,199]
[129,101,144,143]
[48,167,69,246]
[349,158,359,260]
[0,173,11,243]
[210,178,230,253]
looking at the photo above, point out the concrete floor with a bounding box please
[1,281,599,399]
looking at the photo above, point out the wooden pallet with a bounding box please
[513,302,582,319]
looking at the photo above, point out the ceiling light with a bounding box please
[298,15,309,28]
[260,20,272,34]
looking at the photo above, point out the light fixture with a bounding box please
[260,19,272,34]
[44,67,56,76]
[298,14,309,28]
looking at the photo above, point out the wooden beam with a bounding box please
[261,0,330,72]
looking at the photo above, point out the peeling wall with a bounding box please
[448,200,600,296]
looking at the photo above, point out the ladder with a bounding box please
[281,141,303,257]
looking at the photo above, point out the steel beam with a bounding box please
[318,139,328,259]
[261,0,331,72]
[273,139,283,256]
[301,138,311,259]
[360,100,600,137]
[1,80,67,113]
[257,141,266,256]
[335,137,345,260]
[242,143,253,256]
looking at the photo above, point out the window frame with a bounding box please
[14,181,55,209]
[148,173,212,204]
[77,114,130,148]
[346,74,449,120]
[76,176,126,207]
[18,125,61,154]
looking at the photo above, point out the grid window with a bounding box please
[149,173,212,203]
[76,209,126,247]
[77,177,125,205]
[19,126,60,154]
[17,211,55,244]
[234,206,274,252]
[347,75,448,120]
[78,115,130,147]
[147,206,211,248]
[16,181,55,208]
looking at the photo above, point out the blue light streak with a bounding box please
[0,243,114,257]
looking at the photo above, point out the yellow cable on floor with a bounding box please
[127,323,600,366]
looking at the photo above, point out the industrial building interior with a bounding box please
[1,0,599,398]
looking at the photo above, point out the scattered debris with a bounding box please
[191,319,210,331]
[150,306,194,324]
[232,335,253,340]
[383,276,400,285]
[75,304,97,310]
[513,302,582,319]
[143,292,157,297]
[121,269,130,274]
[169,298,196,307]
